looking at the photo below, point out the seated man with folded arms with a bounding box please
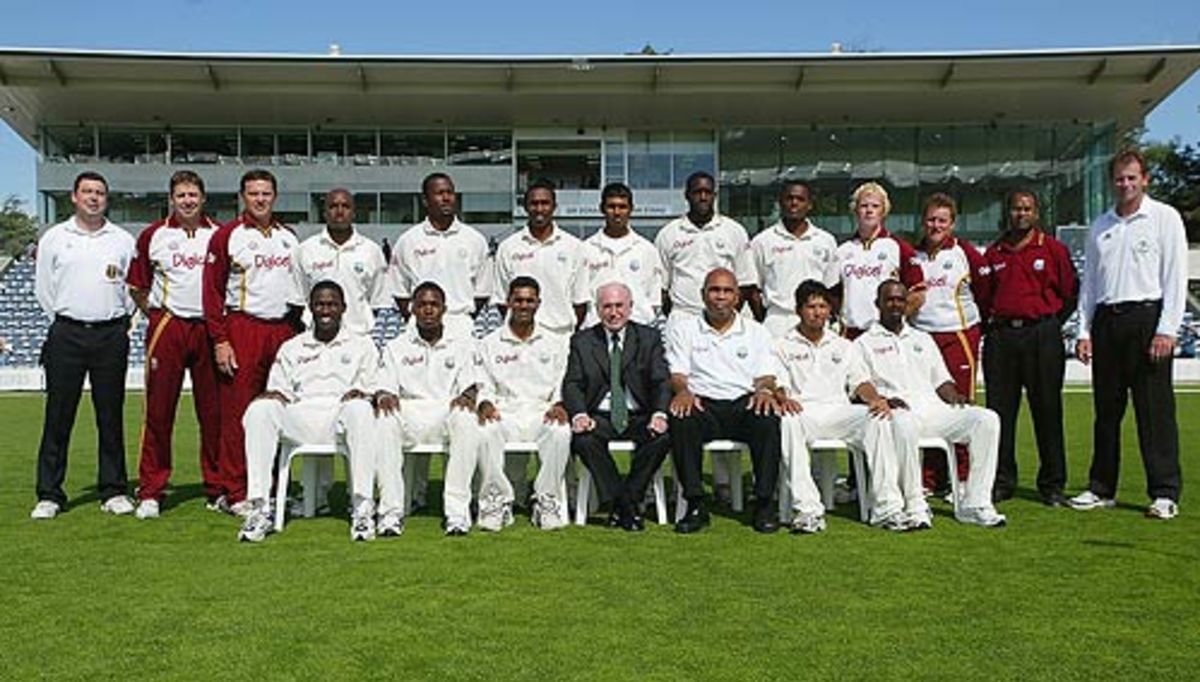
[475,276,572,531]
[666,268,784,534]
[372,281,488,537]
[562,281,671,531]
[854,279,1006,528]
[237,281,386,543]
[774,279,901,534]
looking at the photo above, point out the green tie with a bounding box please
[610,332,628,434]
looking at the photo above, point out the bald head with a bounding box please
[324,188,354,231]
[701,268,740,324]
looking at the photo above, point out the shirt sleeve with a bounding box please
[472,237,492,299]
[821,234,840,287]
[367,244,392,309]
[265,346,295,401]
[490,244,509,306]
[732,228,756,287]
[126,224,155,291]
[453,341,484,397]
[1076,225,1099,341]
[372,342,399,395]
[202,224,234,344]
[844,342,872,394]
[647,243,665,309]
[897,238,923,287]
[664,318,690,376]
[571,244,591,306]
[33,230,56,317]
[655,227,674,294]
[962,240,992,318]
[1157,205,1189,337]
[288,243,309,308]
[750,236,767,289]
[750,325,777,379]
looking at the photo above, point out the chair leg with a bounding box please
[402,453,422,516]
[575,465,592,527]
[943,443,961,516]
[301,457,318,518]
[815,449,838,511]
[273,449,293,533]
[729,450,744,513]
[777,474,791,524]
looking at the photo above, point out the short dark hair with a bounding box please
[875,278,905,300]
[310,279,345,304]
[600,182,633,205]
[1109,148,1149,178]
[169,170,205,195]
[778,178,813,198]
[412,280,446,303]
[240,169,277,194]
[685,170,716,192]
[523,178,557,204]
[421,172,454,196]
[794,279,831,308]
[509,275,540,297]
[1005,189,1040,212]
[73,171,108,193]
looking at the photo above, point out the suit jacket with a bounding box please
[561,321,671,419]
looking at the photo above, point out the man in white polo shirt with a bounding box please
[493,180,589,336]
[236,281,384,543]
[581,182,663,327]
[774,279,906,533]
[666,268,784,534]
[749,180,839,337]
[855,279,1006,528]
[390,173,491,341]
[126,170,222,519]
[292,188,389,339]
[655,171,755,331]
[1073,149,1187,520]
[372,281,487,536]
[476,276,572,531]
[31,171,136,520]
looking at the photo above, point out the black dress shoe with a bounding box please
[621,510,646,532]
[606,511,622,529]
[1041,491,1068,508]
[752,503,779,534]
[992,489,1014,504]
[674,503,710,534]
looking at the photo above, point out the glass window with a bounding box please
[313,131,344,164]
[170,129,238,164]
[43,126,96,161]
[241,130,275,164]
[347,131,378,165]
[381,131,444,164]
[278,131,309,159]
[627,132,672,189]
[108,193,168,225]
[98,129,167,164]
[449,131,509,166]
[603,136,625,184]
[461,192,512,224]
[205,193,239,223]
[673,132,716,187]
[381,193,422,224]
[516,140,601,191]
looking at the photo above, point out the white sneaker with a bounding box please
[877,513,910,533]
[377,512,405,538]
[237,505,274,543]
[532,495,566,530]
[350,513,376,542]
[1146,498,1179,520]
[228,500,257,518]
[789,513,826,535]
[100,495,135,515]
[907,509,934,531]
[135,499,160,520]
[956,506,1007,528]
[1068,490,1116,511]
[444,518,470,536]
[30,500,60,520]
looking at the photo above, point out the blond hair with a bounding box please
[850,182,891,216]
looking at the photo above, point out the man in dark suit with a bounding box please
[562,281,671,531]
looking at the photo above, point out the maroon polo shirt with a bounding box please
[984,229,1078,320]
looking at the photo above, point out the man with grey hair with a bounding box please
[562,281,672,530]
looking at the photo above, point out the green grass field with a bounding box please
[0,391,1196,681]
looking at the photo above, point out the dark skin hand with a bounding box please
[936,382,969,406]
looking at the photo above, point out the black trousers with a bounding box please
[668,394,781,503]
[1089,302,1181,501]
[36,317,130,505]
[571,412,671,510]
[983,317,1068,497]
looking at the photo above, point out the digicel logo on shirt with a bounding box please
[254,254,292,269]
[494,352,521,364]
[512,252,535,262]
[842,263,885,279]
[172,253,205,269]
[924,274,950,288]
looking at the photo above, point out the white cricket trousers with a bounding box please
[478,399,571,524]
[242,397,396,514]
[374,400,484,525]
[912,403,1001,510]
[780,404,893,517]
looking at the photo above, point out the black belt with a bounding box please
[55,314,129,329]
[992,315,1054,330]
[1097,299,1160,315]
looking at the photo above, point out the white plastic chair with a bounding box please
[673,440,763,522]
[273,441,350,532]
[573,440,669,526]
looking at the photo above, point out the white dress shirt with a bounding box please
[375,328,481,401]
[750,221,839,316]
[291,228,389,337]
[774,328,871,406]
[266,327,379,402]
[492,224,590,334]
[853,322,952,408]
[477,324,569,405]
[36,217,136,321]
[1078,195,1188,339]
[390,217,491,317]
